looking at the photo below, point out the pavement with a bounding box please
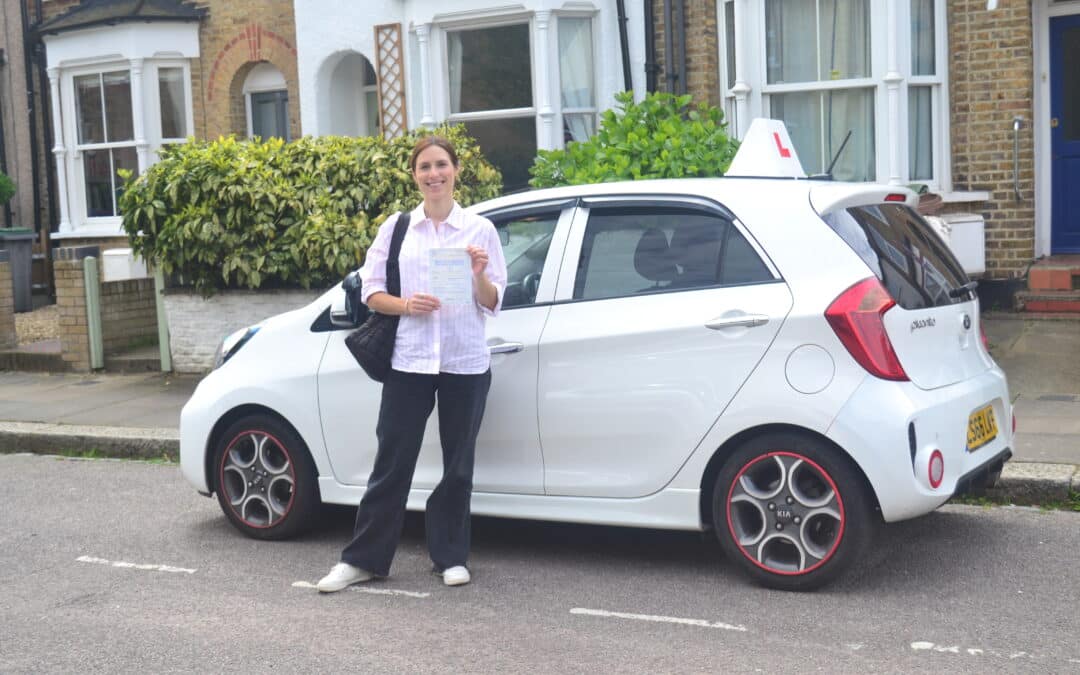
[0,313,1077,505]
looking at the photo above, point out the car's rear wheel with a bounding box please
[712,432,874,591]
[213,414,319,540]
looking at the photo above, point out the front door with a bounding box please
[1050,14,1080,253]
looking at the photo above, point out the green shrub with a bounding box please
[0,172,15,205]
[119,126,502,295]
[529,91,739,188]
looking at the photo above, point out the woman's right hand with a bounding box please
[405,293,441,316]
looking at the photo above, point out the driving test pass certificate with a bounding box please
[429,248,473,305]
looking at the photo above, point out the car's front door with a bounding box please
[537,197,793,498]
[317,203,572,495]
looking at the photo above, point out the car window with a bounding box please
[572,207,773,301]
[822,204,969,309]
[492,212,559,309]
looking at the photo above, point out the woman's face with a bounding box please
[412,145,459,202]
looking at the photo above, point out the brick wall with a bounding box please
[53,246,94,372]
[948,0,1035,279]
[164,288,321,373]
[651,0,722,108]
[191,1,301,141]
[0,258,16,349]
[100,278,157,355]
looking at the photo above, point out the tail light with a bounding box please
[825,277,909,381]
[979,319,990,351]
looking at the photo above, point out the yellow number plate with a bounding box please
[966,404,998,452]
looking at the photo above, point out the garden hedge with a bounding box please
[119,126,502,295]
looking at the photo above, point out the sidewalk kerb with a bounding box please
[0,421,178,460]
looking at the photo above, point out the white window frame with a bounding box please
[554,12,600,145]
[150,60,195,145]
[439,16,538,135]
[720,0,950,189]
[64,61,139,230]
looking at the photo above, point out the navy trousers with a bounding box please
[341,368,491,576]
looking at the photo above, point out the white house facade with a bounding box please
[294,0,647,191]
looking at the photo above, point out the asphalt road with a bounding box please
[2,453,1079,674]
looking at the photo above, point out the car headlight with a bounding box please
[214,324,262,370]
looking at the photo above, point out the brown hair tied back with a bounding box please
[409,136,460,172]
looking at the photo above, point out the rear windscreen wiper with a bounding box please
[948,281,979,298]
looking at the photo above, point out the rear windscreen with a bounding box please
[822,204,970,309]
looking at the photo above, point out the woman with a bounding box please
[317,136,507,591]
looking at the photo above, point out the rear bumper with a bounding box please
[826,366,1013,522]
[952,447,1012,497]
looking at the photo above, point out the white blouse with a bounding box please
[359,202,507,375]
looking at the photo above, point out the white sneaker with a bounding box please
[441,565,471,587]
[317,562,374,593]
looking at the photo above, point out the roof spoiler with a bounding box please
[809,184,919,216]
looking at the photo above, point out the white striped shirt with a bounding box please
[359,202,507,375]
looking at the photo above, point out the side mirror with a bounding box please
[331,271,368,328]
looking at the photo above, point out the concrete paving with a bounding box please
[0,314,1076,504]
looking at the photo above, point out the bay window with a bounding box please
[425,12,598,193]
[723,0,947,187]
[74,71,138,218]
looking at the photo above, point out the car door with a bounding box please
[316,201,573,495]
[537,196,793,498]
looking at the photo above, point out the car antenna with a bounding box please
[823,130,853,178]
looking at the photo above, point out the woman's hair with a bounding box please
[409,136,459,172]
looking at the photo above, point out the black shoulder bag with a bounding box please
[344,211,411,382]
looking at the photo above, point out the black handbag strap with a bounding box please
[385,211,411,297]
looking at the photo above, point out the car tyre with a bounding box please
[213,414,320,540]
[712,432,874,591]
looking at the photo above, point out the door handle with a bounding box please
[1051,117,1059,128]
[488,340,524,354]
[705,314,770,330]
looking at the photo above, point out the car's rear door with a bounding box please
[536,196,793,498]
[317,201,574,495]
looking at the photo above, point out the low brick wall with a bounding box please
[164,289,323,373]
[54,247,94,372]
[0,257,17,349]
[101,278,157,355]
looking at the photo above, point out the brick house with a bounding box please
[30,0,300,253]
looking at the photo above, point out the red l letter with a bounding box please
[773,132,792,158]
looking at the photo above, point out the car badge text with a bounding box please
[910,317,936,333]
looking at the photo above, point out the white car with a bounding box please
[180,129,1013,591]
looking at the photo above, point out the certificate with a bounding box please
[429,248,473,305]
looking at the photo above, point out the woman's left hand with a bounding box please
[466,245,489,278]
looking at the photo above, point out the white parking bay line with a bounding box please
[570,607,747,632]
[291,581,430,598]
[76,555,196,574]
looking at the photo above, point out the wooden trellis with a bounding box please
[375,23,408,138]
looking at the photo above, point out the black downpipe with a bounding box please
[674,0,687,95]
[35,0,56,238]
[643,0,658,92]
[0,55,12,227]
[615,0,633,93]
[662,0,674,93]
[19,0,42,236]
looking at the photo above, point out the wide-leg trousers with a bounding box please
[341,368,491,576]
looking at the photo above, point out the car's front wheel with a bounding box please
[712,432,875,591]
[212,414,320,540]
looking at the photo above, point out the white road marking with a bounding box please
[912,641,1037,662]
[291,581,430,598]
[569,607,747,632]
[76,555,195,574]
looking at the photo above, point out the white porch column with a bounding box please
[416,23,435,127]
[47,68,72,233]
[130,59,150,172]
[732,0,753,139]
[884,1,904,185]
[534,10,555,149]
